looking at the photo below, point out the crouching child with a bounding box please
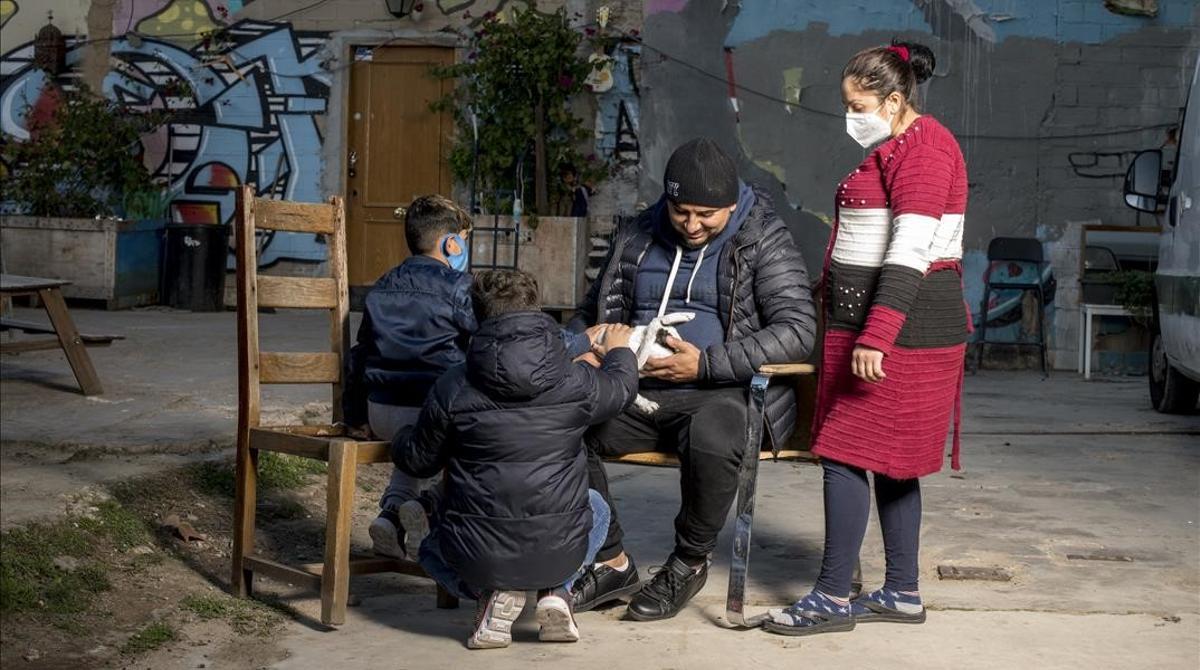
[391,269,638,649]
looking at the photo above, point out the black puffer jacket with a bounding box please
[392,311,638,590]
[569,185,816,446]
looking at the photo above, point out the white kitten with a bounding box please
[599,312,696,414]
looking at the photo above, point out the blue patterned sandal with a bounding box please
[762,591,856,637]
[850,588,926,624]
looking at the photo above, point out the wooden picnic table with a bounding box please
[0,274,105,395]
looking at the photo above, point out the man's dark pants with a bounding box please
[585,387,748,562]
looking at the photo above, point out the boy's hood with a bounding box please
[466,311,568,401]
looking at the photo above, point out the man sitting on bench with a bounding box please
[566,138,817,621]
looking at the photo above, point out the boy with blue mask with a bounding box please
[343,194,475,560]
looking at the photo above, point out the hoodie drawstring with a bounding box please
[685,243,708,305]
[657,243,709,318]
[657,246,684,318]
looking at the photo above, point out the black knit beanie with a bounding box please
[663,138,739,207]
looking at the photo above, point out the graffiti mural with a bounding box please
[1,2,331,265]
[0,1,17,30]
[594,43,640,165]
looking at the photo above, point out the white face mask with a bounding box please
[845,105,894,148]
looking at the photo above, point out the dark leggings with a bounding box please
[814,459,922,597]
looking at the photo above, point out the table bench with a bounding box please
[0,274,110,395]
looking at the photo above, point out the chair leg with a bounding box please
[976,286,991,371]
[322,440,357,626]
[725,372,771,628]
[1036,285,1049,377]
[231,446,258,598]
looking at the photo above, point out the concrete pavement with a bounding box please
[2,306,1198,668]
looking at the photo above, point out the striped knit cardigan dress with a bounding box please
[812,115,968,480]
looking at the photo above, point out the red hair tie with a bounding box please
[887,45,910,62]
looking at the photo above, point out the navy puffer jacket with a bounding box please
[392,311,638,590]
[569,185,817,448]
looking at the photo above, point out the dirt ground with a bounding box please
[0,455,411,669]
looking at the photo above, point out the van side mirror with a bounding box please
[1123,149,1164,213]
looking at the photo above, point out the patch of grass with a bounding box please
[0,517,111,616]
[180,593,283,636]
[189,453,325,497]
[76,501,150,551]
[121,621,176,654]
[260,452,325,489]
[180,593,230,620]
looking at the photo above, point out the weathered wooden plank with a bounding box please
[607,449,816,468]
[259,351,340,384]
[233,185,261,598]
[0,274,72,293]
[354,440,391,465]
[301,556,427,579]
[254,199,335,234]
[243,554,322,589]
[249,428,329,460]
[759,363,816,376]
[256,276,337,309]
[328,195,349,424]
[0,338,64,353]
[322,440,357,625]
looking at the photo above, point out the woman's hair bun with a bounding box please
[893,39,936,84]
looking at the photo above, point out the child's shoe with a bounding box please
[396,499,430,558]
[536,588,579,642]
[467,590,526,649]
[369,510,405,559]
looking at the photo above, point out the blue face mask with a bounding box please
[442,233,469,272]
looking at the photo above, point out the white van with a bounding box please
[1122,56,1200,413]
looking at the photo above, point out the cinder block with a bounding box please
[1121,46,1172,66]
[1057,22,1104,45]
[1050,106,1100,127]
[1057,84,1079,106]
[1080,44,1126,63]
[1142,66,1188,86]
[1107,86,1157,106]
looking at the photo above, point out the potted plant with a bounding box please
[0,86,170,308]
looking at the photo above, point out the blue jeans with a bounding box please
[419,489,611,600]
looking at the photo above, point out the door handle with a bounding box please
[348,149,357,178]
[393,206,407,219]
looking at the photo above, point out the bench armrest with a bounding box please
[757,363,816,376]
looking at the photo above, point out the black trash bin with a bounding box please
[161,224,229,311]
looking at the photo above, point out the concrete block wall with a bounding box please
[638,0,1199,370]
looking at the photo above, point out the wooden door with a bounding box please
[346,46,455,288]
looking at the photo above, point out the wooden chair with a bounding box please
[602,362,860,627]
[231,185,455,625]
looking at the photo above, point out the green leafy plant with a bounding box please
[0,85,167,218]
[1100,270,1155,326]
[432,6,607,217]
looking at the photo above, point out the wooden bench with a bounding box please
[230,187,453,626]
[601,362,860,628]
[0,274,111,395]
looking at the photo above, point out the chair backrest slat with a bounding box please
[256,276,338,309]
[987,237,1044,264]
[260,352,341,384]
[236,185,349,430]
[253,199,336,234]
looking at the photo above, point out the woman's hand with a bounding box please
[851,345,886,383]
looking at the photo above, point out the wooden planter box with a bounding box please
[470,215,589,310]
[0,215,164,309]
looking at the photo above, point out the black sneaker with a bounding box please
[625,554,708,622]
[570,555,642,613]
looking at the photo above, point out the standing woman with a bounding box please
[765,41,968,636]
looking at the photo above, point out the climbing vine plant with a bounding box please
[432,6,606,216]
